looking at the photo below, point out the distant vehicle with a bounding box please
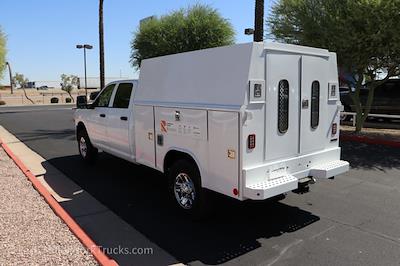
[341,79,400,120]
[339,86,352,121]
[75,42,349,218]
[36,86,48,90]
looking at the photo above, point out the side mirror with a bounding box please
[76,95,87,109]
[90,91,99,101]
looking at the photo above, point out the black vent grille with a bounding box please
[311,81,320,129]
[278,80,289,133]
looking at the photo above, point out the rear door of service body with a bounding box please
[265,53,332,161]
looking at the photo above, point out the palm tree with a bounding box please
[99,0,105,90]
[254,0,264,42]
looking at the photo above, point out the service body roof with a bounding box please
[134,42,332,110]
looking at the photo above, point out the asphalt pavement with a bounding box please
[1,105,400,266]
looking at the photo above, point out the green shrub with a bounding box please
[0,100,5,105]
[50,97,59,103]
[130,4,235,68]
[65,97,72,103]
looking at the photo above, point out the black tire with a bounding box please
[168,159,208,219]
[77,128,98,163]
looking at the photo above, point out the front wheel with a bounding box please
[77,129,98,162]
[168,160,208,219]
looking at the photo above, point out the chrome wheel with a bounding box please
[79,137,88,158]
[174,173,196,209]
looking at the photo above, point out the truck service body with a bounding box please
[75,42,349,214]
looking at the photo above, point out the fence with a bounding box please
[0,92,85,105]
[341,112,400,126]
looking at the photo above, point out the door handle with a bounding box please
[100,114,106,118]
[120,116,128,121]
[302,99,309,109]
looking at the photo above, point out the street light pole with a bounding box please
[254,0,264,42]
[84,47,87,97]
[76,44,93,99]
[5,62,13,94]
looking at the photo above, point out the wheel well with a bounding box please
[163,150,199,174]
[76,122,86,139]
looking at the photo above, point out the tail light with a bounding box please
[332,123,337,135]
[248,134,256,149]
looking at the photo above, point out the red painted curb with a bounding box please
[341,134,400,148]
[0,139,118,266]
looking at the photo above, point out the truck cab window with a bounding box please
[113,83,133,108]
[311,81,320,129]
[95,84,115,107]
[278,80,289,133]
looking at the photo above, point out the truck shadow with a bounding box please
[7,129,76,142]
[44,153,319,265]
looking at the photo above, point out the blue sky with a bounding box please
[0,0,272,84]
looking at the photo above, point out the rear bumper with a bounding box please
[309,160,349,178]
[242,148,349,200]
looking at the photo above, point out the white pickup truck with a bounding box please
[74,42,349,217]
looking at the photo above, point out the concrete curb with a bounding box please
[0,138,118,266]
[341,134,400,148]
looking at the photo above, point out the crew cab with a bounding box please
[74,42,349,217]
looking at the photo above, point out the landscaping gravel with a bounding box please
[0,148,98,265]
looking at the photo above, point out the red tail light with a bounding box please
[248,134,256,149]
[332,123,337,135]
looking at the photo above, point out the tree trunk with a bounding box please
[6,62,13,94]
[99,0,105,90]
[68,91,75,103]
[22,87,34,104]
[351,83,376,132]
[254,0,264,42]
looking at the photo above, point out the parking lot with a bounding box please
[1,106,400,266]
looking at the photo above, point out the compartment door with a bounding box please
[300,56,329,154]
[208,111,240,197]
[134,105,155,168]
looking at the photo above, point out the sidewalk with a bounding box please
[0,147,97,265]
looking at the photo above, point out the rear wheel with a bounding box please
[168,160,208,219]
[77,129,98,162]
